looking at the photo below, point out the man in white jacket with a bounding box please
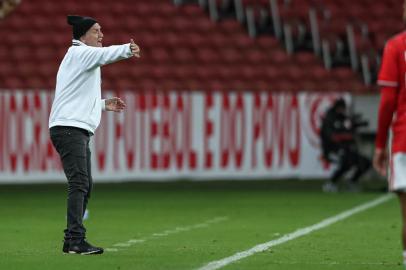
[49,15,140,255]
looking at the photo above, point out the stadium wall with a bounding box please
[0,89,348,183]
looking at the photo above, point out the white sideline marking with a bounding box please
[197,194,394,270]
[152,233,169,237]
[106,216,228,252]
[113,243,132,247]
[269,260,396,266]
[128,239,145,244]
[105,248,119,252]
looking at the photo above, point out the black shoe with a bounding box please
[62,241,69,254]
[67,239,104,255]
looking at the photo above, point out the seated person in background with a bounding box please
[0,0,21,19]
[320,98,371,192]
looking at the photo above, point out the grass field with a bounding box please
[0,180,403,270]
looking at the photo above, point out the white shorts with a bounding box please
[389,153,406,192]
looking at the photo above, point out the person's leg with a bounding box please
[65,135,90,241]
[323,156,351,192]
[51,127,90,241]
[51,127,103,255]
[331,155,352,183]
[83,139,93,217]
[350,153,371,183]
[323,150,353,192]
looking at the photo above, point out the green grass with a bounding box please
[0,180,402,270]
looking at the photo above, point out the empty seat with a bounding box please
[0,0,376,93]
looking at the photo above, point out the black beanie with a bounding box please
[67,15,98,40]
[333,98,346,110]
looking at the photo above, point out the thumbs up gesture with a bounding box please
[130,39,140,58]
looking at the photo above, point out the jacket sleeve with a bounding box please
[377,42,399,87]
[375,86,398,149]
[78,44,133,70]
[320,115,334,159]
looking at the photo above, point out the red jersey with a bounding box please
[376,31,406,152]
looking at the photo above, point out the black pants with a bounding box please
[331,149,371,183]
[50,126,93,241]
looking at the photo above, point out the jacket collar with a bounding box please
[72,39,87,46]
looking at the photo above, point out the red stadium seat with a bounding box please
[0,0,378,92]
[3,76,26,89]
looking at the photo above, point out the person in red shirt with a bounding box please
[374,1,406,264]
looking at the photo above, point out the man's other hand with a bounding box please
[373,148,388,176]
[130,39,140,58]
[105,97,126,112]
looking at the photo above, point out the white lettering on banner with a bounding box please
[0,90,345,183]
[251,93,301,169]
[204,93,214,169]
[219,93,245,169]
[0,91,61,178]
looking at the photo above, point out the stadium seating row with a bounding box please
[0,0,375,92]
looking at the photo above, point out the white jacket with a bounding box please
[49,39,133,133]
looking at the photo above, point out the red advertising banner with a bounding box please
[0,90,344,183]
